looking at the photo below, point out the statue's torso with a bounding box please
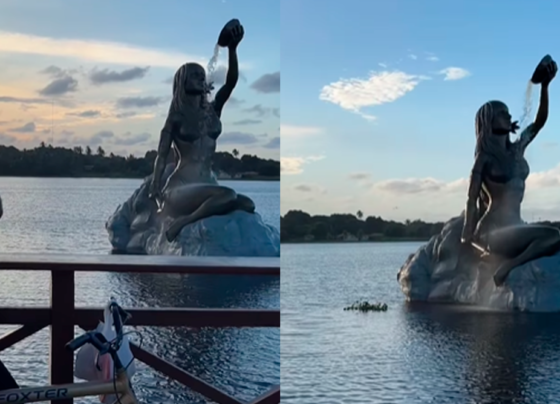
[165,103,222,186]
[476,149,530,237]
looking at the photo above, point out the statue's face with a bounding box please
[491,102,512,135]
[184,64,206,94]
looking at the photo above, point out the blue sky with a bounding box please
[0,0,279,158]
[281,0,560,222]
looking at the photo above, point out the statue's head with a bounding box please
[475,100,512,156]
[173,63,207,95]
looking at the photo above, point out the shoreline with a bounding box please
[0,175,279,181]
[281,238,430,244]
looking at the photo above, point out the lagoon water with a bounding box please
[281,242,560,404]
[0,177,280,403]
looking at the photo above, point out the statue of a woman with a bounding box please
[461,58,559,287]
[148,22,255,242]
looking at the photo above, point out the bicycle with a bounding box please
[0,301,139,404]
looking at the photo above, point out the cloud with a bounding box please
[67,110,101,118]
[113,132,151,146]
[281,155,325,175]
[375,177,465,195]
[263,137,280,149]
[0,133,16,143]
[61,130,151,148]
[0,30,208,68]
[115,111,137,119]
[232,119,261,125]
[85,130,115,146]
[220,131,260,145]
[282,124,323,137]
[250,72,280,94]
[38,75,78,96]
[438,67,471,81]
[320,70,425,120]
[89,66,150,85]
[227,97,245,108]
[373,164,560,196]
[409,54,417,60]
[10,122,36,133]
[243,104,277,118]
[208,65,247,87]
[293,184,327,195]
[115,96,163,108]
[426,56,439,62]
[0,96,48,105]
[348,172,371,180]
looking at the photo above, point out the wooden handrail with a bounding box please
[0,253,279,275]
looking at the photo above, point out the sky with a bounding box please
[281,0,560,222]
[0,0,279,159]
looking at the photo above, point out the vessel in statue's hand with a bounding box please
[531,54,557,84]
[217,18,244,48]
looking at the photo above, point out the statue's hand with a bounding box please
[510,120,520,134]
[228,24,244,49]
[543,59,558,84]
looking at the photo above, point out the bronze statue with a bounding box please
[461,57,559,287]
[148,21,255,242]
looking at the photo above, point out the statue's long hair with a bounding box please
[473,100,513,221]
[166,63,214,163]
[169,63,213,112]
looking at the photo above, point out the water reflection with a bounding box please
[404,303,560,403]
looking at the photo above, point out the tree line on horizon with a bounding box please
[0,143,280,179]
[281,209,560,243]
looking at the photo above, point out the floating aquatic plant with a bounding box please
[343,300,388,312]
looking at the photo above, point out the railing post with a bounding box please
[50,270,75,404]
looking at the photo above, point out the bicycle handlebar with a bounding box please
[65,301,131,361]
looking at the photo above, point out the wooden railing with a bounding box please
[0,254,280,404]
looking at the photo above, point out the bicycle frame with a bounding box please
[0,368,137,404]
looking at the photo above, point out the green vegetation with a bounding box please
[0,144,279,179]
[281,210,560,243]
[343,301,388,312]
[281,210,445,243]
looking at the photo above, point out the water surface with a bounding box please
[281,242,560,404]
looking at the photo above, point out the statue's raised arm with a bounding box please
[213,19,244,118]
[518,55,557,150]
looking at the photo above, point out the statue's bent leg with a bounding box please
[487,225,560,286]
[165,185,237,242]
[236,193,256,213]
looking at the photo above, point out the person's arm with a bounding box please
[461,155,486,243]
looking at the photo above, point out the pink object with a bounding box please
[97,353,113,402]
